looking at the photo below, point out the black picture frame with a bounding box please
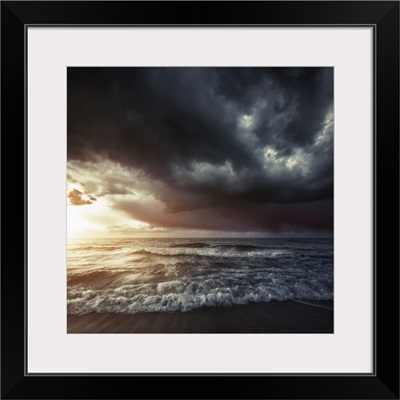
[1,1,399,399]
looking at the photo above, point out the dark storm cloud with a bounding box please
[113,197,333,233]
[208,67,333,150]
[68,67,333,234]
[68,67,256,174]
[253,68,333,152]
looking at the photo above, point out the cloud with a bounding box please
[112,196,333,233]
[68,189,96,206]
[67,67,333,235]
[106,224,169,234]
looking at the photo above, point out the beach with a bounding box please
[68,299,333,333]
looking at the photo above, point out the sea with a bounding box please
[67,238,333,316]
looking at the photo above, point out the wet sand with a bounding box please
[67,300,333,333]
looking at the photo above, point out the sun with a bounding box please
[67,196,149,238]
[67,205,91,237]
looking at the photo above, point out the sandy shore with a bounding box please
[67,300,333,333]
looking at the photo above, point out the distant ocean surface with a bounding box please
[67,238,333,315]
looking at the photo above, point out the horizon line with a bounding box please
[67,236,334,239]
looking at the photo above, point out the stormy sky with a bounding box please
[67,67,333,238]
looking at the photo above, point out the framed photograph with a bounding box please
[2,1,399,398]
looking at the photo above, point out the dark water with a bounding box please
[67,238,333,315]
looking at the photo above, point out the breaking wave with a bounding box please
[67,238,333,315]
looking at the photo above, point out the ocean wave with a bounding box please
[69,245,122,252]
[217,244,265,251]
[129,247,293,259]
[67,276,333,315]
[67,255,331,288]
[169,242,209,248]
[67,238,333,315]
[67,269,135,287]
[131,249,156,256]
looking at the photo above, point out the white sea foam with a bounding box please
[131,247,294,259]
[67,238,333,314]
[67,271,333,314]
